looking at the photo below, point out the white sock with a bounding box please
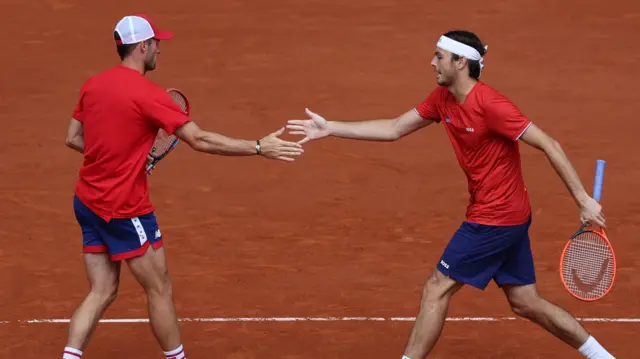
[402,356,411,359]
[578,336,615,359]
[62,347,83,359]
[165,344,186,359]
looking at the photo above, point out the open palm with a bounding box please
[287,108,331,144]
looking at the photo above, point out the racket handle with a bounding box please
[593,159,606,202]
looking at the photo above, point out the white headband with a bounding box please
[436,35,488,75]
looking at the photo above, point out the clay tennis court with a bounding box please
[1,0,638,358]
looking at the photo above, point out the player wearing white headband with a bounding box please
[287,30,615,358]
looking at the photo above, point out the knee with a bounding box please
[420,271,456,305]
[147,271,174,298]
[90,280,119,306]
[160,273,173,296]
[508,292,542,319]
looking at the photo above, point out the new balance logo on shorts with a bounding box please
[155,229,161,239]
[440,260,450,269]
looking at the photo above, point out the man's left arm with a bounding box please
[65,118,84,154]
[519,124,605,226]
[519,124,589,207]
[66,82,88,155]
[486,93,605,226]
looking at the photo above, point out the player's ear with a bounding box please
[139,40,149,54]
[456,57,467,71]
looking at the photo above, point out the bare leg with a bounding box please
[503,284,587,347]
[126,246,181,352]
[402,269,464,359]
[66,254,121,350]
[503,284,615,358]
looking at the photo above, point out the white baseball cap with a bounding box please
[114,14,173,45]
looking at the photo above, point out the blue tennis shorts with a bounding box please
[437,216,536,289]
[73,195,163,261]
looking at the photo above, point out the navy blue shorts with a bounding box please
[437,216,536,290]
[73,195,163,261]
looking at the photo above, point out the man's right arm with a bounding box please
[288,91,441,144]
[288,107,437,144]
[174,121,259,156]
[143,89,303,161]
[174,122,303,161]
[326,109,434,141]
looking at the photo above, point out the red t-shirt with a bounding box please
[415,82,532,226]
[72,65,190,221]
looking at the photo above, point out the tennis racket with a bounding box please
[560,159,616,301]
[146,88,191,174]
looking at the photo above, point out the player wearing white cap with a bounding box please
[62,13,303,359]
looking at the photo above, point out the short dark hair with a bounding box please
[442,30,486,79]
[113,31,152,60]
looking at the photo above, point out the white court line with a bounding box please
[13,316,640,324]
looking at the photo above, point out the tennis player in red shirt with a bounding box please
[287,30,615,359]
[63,14,303,359]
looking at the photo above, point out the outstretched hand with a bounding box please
[287,108,331,144]
[259,127,304,162]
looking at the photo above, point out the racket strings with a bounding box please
[168,90,188,113]
[562,232,614,299]
[149,90,187,159]
[150,130,176,156]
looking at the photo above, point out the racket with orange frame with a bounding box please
[560,159,616,301]
[146,88,190,174]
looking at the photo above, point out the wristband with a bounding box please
[256,140,262,155]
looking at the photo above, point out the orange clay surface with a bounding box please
[1,0,639,357]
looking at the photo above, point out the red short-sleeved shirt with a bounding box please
[72,65,190,221]
[415,82,532,226]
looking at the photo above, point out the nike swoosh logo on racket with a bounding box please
[571,257,610,293]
